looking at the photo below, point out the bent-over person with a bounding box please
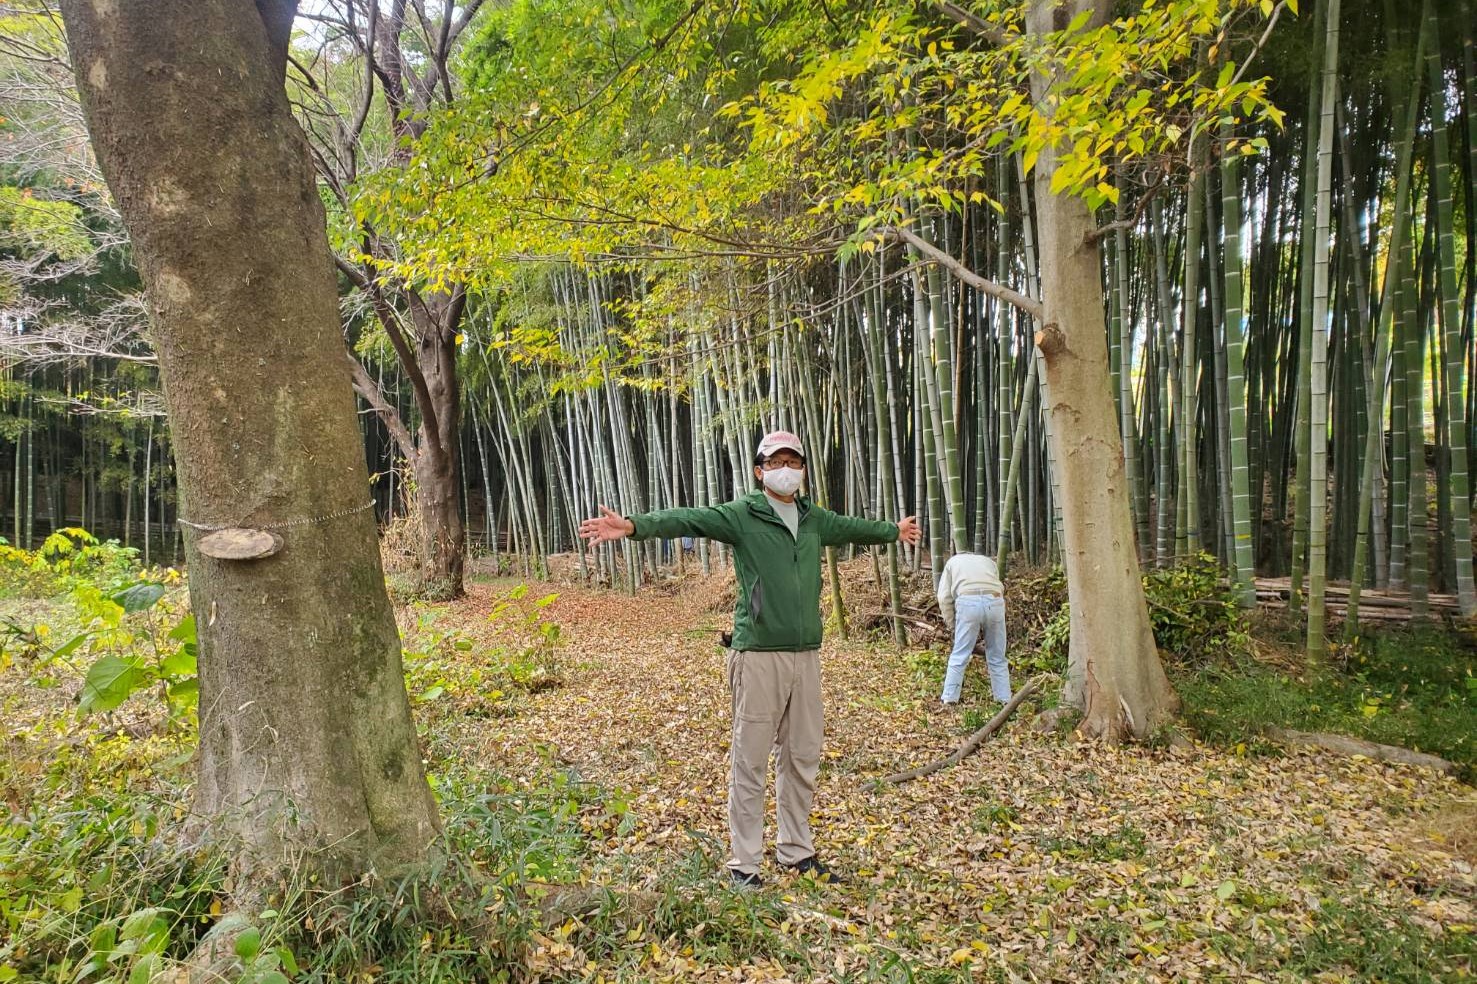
[936,550,1012,708]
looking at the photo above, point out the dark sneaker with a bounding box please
[728,869,764,889]
[783,856,846,884]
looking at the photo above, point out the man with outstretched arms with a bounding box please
[580,429,921,887]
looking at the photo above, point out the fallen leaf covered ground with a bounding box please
[3,569,1472,983]
[415,573,1476,982]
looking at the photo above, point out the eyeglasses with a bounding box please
[761,457,805,471]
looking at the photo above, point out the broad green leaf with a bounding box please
[160,646,197,678]
[120,908,169,952]
[167,615,196,644]
[112,583,166,614]
[128,954,161,984]
[48,632,90,663]
[88,921,117,954]
[234,926,262,962]
[80,654,148,713]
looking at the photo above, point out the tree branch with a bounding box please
[885,677,1045,783]
[371,0,412,138]
[1270,728,1456,775]
[346,352,418,463]
[1228,1,1289,91]
[930,0,1014,46]
[340,0,378,182]
[886,225,1043,321]
[253,0,299,82]
[433,0,456,102]
[333,250,444,457]
[1085,170,1165,244]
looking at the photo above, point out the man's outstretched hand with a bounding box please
[896,515,921,546]
[580,505,635,546]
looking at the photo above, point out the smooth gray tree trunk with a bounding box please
[1025,0,1179,740]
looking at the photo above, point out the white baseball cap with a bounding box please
[756,430,805,459]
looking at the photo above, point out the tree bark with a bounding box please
[1025,0,1179,740]
[409,290,466,596]
[61,0,439,879]
[313,1,477,600]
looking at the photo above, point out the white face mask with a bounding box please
[762,467,804,496]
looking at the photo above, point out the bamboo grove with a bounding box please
[0,0,1474,665]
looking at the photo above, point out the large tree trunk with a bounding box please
[345,292,468,599]
[410,290,466,596]
[62,0,440,878]
[1026,0,1179,739]
[415,440,466,595]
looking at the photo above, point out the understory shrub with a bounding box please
[1,565,796,982]
[1038,553,1249,669]
[401,585,563,723]
[1177,620,1477,780]
[0,529,195,733]
[0,528,143,598]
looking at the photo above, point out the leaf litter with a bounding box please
[429,574,1476,982]
[4,574,1469,981]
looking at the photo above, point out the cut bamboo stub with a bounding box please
[197,528,283,560]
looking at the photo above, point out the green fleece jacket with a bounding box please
[629,490,899,652]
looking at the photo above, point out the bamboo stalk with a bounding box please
[1306,0,1341,659]
[1221,126,1257,606]
[1347,24,1424,633]
[1425,3,1477,616]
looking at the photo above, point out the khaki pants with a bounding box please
[724,648,823,875]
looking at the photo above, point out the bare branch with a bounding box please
[254,0,299,80]
[347,351,418,461]
[346,0,379,161]
[40,390,166,417]
[1085,169,1166,244]
[930,0,1014,47]
[886,225,1042,320]
[1228,1,1289,91]
[0,293,154,367]
[332,250,445,457]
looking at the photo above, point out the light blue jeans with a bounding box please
[941,594,1011,703]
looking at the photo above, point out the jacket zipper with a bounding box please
[752,497,807,641]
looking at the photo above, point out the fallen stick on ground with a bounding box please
[1269,728,1457,775]
[884,676,1046,784]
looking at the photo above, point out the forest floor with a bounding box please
[2,565,1475,982]
[399,570,1477,982]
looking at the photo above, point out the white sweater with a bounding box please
[937,552,1004,623]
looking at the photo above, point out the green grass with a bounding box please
[1177,622,1477,782]
[1209,886,1476,982]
